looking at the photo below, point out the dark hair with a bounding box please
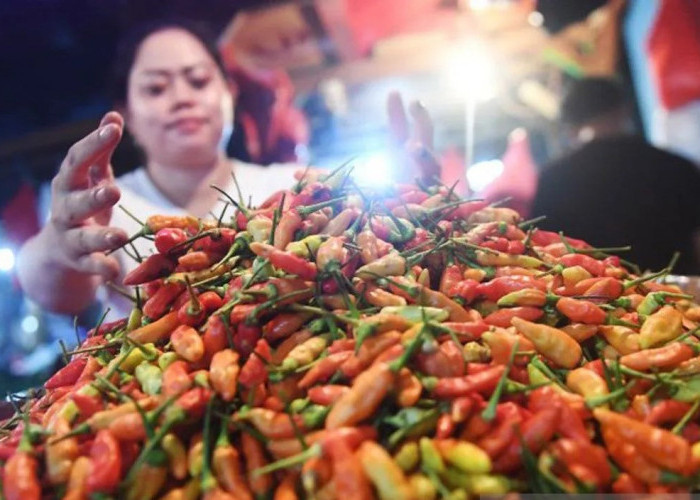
[108,18,227,105]
[559,78,626,126]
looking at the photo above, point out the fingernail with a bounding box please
[98,125,116,141]
[96,187,108,202]
[106,232,124,246]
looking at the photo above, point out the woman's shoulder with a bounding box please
[231,159,300,206]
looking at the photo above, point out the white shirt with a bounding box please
[103,160,299,319]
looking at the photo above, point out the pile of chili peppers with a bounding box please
[3,164,700,499]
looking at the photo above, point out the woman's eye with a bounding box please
[190,76,211,89]
[144,84,165,96]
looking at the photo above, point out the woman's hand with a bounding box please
[386,91,441,185]
[17,112,129,314]
[45,111,128,280]
[293,93,441,187]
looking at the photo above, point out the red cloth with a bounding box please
[647,0,700,110]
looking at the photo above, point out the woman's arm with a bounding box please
[16,112,129,315]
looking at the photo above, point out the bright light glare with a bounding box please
[528,11,544,27]
[21,315,39,334]
[467,160,504,192]
[444,43,497,102]
[352,152,394,187]
[0,248,15,271]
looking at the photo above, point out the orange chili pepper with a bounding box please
[594,408,692,475]
[325,362,395,429]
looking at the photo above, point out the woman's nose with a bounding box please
[169,78,197,109]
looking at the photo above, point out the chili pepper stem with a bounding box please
[254,443,322,477]
[671,399,700,435]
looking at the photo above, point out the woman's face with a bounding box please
[126,28,233,168]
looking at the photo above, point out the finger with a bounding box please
[386,91,409,146]
[52,183,121,228]
[408,144,441,185]
[90,112,124,185]
[408,101,434,150]
[53,114,123,193]
[74,252,122,281]
[64,225,129,259]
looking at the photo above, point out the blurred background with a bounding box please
[0,0,699,391]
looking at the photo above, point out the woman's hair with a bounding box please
[559,77,626,127]
[108,18,227,105]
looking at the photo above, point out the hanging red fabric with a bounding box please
[647,0,700,110]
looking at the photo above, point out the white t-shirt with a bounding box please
[103,160,299,319]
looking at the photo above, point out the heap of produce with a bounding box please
[2,164,700,499]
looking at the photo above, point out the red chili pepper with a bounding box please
[85,430,121,494]
[3,450,41,500]
[530,230,589,249]
[549,439,612,490]
[299,351,353,389]
[529,387,590,442]
[506,240,525,255]
[448,279,480,303]
[249,242,318,280]
[451,396,475,423]
[484,306,544,327]
[481,237,509,253]
[162,360,192,397]
[142,281,184,320]
[431,365,505,398]
[439,264,463,295]
[493,405,560,473]
[619,342,694,372]
[154,227,188,254]
[123,253,176,286]
[477,402,523,458]
[44,357,88,390]
[262,312,311,341]
[324,433,374,500]
[71,392,103,419]
[328,338,356,354]
[556,297,606,324]
[86,318,127,338]
[560,254,605,277]
[308,385,350,406]
[612,473,647,494]
[201,314,231,364]
[645,400,694,426]
[234,323,262,358]
[573,277,623,299]
[477,276,547,302]
[435,413,456,439]
[594,408,693,475]
[239,339,272,388]
[440,321,488,341]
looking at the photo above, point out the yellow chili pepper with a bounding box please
[512,317,582,368]
[598,325,640,355]
[562,265,592,288]
[357,441,413,500]
[476,250,542,269]
[566,367,609,408]
[162,433,188,480]
[393,441,420,472]
[639,305,683,349]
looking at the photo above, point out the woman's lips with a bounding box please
[168,117,207,133]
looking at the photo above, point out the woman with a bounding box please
[17,21,438,321]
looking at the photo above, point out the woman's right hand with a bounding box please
[44,111,129,281]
